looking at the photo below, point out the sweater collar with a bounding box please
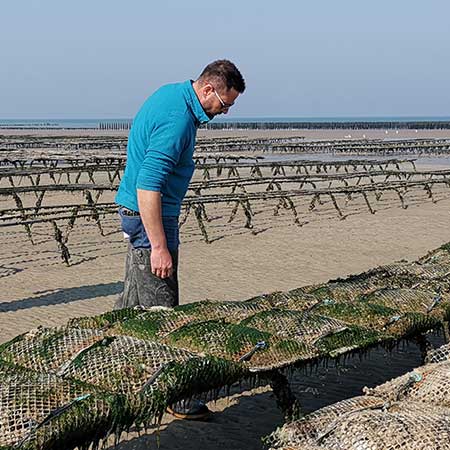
[183,80,210,125]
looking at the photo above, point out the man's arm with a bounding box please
[137,189,173,279]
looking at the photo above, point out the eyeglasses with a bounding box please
[213,89,235,109]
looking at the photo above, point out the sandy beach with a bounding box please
[1,129,450,449]
[2,127,450,140]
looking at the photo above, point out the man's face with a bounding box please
[200,83,240,119]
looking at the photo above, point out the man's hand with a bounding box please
[137,189,173,279]
[151,247,173,279]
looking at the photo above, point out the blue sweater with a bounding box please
[115,80,210,216]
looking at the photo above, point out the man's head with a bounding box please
[193,59,245,118]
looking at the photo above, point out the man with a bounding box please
[114,60,245,419]
[115,59,245,309]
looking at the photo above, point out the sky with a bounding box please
[1,0,450,119]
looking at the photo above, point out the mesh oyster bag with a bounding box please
[67,307,149,330]
[308,280,377,303]
[245,290,320,313]
[365,360,450,407]
[309,300,397,330]
[161,319,313,372]
[305,264,409,303]
[312,297,442,338]
[240,310,348,344]
[268,342,450,450]
[57,335,247,422]
[58,336,196,393]
[312,325,384,357]
[240,309,385,357]
[106,307,197,340]
[175,299,275,323]
[268,401,450,450]
[360,287,450,321]
[0,327,105,373]
[419,243,450,265]
[68,306,203,342]
[266,396,385,449]
[384,262,450,291]
[426,343,450,364]
[308,261,450,303]
[0,362,131,450]
[310,402,450,450]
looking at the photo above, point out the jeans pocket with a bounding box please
[119,211,150,248]
[119,210,147,247]
[119,209,142,239]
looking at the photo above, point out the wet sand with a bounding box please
[1,127,450,141]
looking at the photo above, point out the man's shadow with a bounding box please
[0,281,123,313]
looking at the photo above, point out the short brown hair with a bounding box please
[198,59,246,93]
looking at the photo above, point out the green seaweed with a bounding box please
[0,362,136,450]
[312,301,395,324]
[274,339,310,355]
[111,317,161,340]
[225,326,272,355]
[109,309,197,341]
[68,308,143,329]
[164,319,272,357]
[176,301,210,314]
[315,326,386,356]
[68,336,116,370]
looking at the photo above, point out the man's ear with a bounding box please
[202,83,214,99]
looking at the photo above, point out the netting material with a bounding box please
[269,399,450,450]
[0,327,105,372]
[365,360,450,407]
[58,335,246,406]
[2,240,450,449]
[0,362,131,450]
[175,299,277,322]
[246,290,320,312]
[67,307,145,330]
[382,262,450,293]
[268,343,450,450]
[106,308,197,340]
[314,403,450,450]
[361,288,450,324]
[426,342,450,364]
[266,396,385,448]
[419,243,450,265]
[161,319,313,371]
[240,310,348,344]
[0,334,247,448]
[308,262,450,302]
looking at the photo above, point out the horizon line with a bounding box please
[2,115,450,122]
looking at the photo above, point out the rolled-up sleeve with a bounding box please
[136,115,189,191]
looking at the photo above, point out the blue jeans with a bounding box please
[118,207,179,251]
[116,207,180,309]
